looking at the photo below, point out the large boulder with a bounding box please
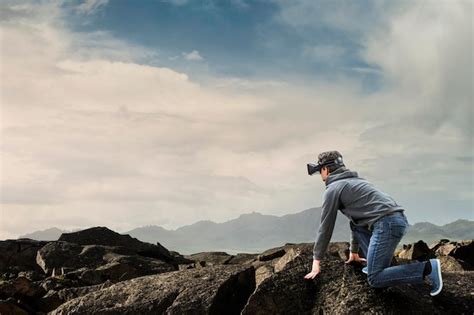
[241,242,474,315]
[0,276,45,299]
[36,241,177,283]
[0,239,49,275]
[58,227,176,264]
[37,280,114,313]
[434,240,474,268]
[0,298,29,315]
[257,247,286,261]
[398,240,435,261]
[226,253,258,265]
[49,264,256,314]
[184,251,234,266]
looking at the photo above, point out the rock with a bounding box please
[429,239,450,252]
[0,297,29,315]
[326,242,350,261]
[17,270,45,281]
[435,242,457,256]
[0,276,45,299]
[439,255,466,272]
[255,264,273,287]
[36,242,177,281]
[447,240,473,266]
[49,265,256,314]
[169,251,194,265]
[242,242,474,315]
[0,239,49,274]
[58,227,176,264]
[39,276,81,293]
[63,268,103,286]
[226,253,259,265]
[94,254,176,282]
[273,247,300,273]
[398,240,435,261]
[433,240,473,270]
[257,247,286,261]
[184,251,234,266]
[242,243,317,314]
[37,280,114,313]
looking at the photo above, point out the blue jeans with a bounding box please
[351,212,426,288]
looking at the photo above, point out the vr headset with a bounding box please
[307,156,344,176]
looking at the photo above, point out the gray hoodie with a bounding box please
[313,168,405,260]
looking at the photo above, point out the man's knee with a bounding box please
[367,273,384,288]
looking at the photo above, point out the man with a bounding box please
[303,150,443,296]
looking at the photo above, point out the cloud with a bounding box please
[0,0,472,240]
[182,50,204,61]
[302,44,346,63]
[75,0,109,15]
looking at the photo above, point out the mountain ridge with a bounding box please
[17,208,473,255]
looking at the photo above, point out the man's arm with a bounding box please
[312,186,341,260]
[350,223,359,254]
[345,222,366,264]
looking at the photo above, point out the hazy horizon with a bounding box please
[12,208,474,241]
[1,0,473,240]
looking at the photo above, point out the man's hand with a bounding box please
[304,259,321,279]
[345,252,367,264]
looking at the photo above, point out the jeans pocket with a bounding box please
[389,221,407,238]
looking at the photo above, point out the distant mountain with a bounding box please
[125,212,474,255]
[18,227,81,241]
[18,210,473,255]
[126,208,351,255]
[402,219,474,244]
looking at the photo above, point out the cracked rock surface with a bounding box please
[50,264,256,315]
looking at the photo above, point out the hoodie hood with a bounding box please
[325,168,359,186]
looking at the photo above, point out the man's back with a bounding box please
[326,169,405,230]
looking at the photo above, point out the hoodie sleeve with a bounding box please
[313,185,341,260]
[350,230,359,253]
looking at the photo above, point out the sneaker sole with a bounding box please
[430,259,443,296]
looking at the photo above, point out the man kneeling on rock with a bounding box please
[303,150,443,297]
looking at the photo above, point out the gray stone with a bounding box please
[58,227,176,264]
[255,264,273,287]
[184,251,234,266]
[0,297,29,315]
[0,239,49,274]
[242,242,474,315]
[398,240,435,261]
[257,247,286,261]
[0,276,45,299]
[226,253,258,265]
[50,264,256,314]
[36,242,176,281]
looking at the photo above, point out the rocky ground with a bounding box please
[0,227,472,314]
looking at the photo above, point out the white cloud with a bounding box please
[302,44,346,63]
[75,0,109,15]
[182,50,204,61]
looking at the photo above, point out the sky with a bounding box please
[0,0,472,240]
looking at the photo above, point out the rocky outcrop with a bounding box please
[36,241,177,284]
[433,240,473,267]
[0,239,49,276]
[241,242,474,315]
[398,240,436,261]
[184,251,234,266]
[58,226,176,264]
[1,227,473,314]
[37,280,114,313]
[50,264,256,314]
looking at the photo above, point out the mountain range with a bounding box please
[18,208,473,255]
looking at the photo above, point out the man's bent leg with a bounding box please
[366,213,425,288]
[350,224,371,258]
